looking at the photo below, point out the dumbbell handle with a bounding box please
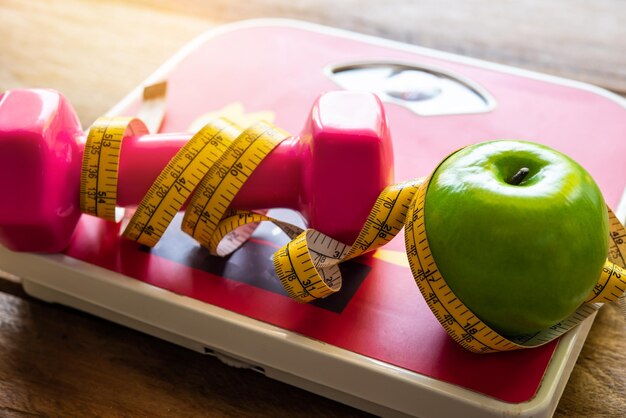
[111,132,301,209]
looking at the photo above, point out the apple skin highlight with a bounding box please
[423,140,609,337]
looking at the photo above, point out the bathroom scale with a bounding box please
[1,19,626,418]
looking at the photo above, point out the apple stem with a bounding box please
[507,167,530,185]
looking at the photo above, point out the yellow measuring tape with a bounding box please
[80,88,626,353]
[122,118,242,247]
[181,122,289,253]
[80,117,148,222]
[273,179,422,302]
[83,117,289,250]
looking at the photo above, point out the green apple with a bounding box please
[423,140,608,336]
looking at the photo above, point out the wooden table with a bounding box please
[1,1,625,416]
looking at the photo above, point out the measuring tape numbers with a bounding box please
[181,121,289,253]
[123,118,241,247]
[80,117,149,222]
[404,177,517,352]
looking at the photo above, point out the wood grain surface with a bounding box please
[1,1,626,416]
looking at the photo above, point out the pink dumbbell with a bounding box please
[0,89,393,253]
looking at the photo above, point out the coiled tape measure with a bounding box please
[79,84,626,353]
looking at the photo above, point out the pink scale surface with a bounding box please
[63,24,626,403]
